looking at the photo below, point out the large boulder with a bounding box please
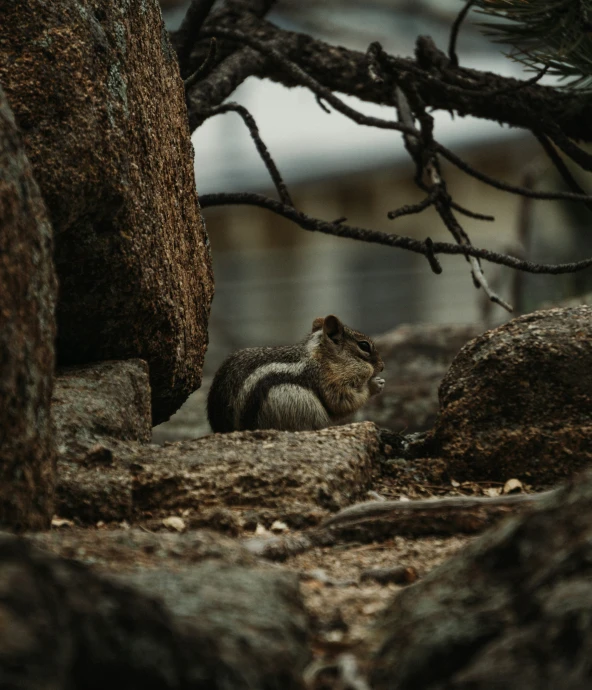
[0,87,57,529]
[371,471,592,690]
[430,307,592,484]
[0,0,214,424]
[0,534,310,690]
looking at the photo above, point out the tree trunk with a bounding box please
[0,87,57,529]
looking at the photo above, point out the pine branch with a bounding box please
[473,0,592,89]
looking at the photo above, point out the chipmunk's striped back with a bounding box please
[207,316,384,433]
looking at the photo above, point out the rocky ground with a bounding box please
[4,306,592,689]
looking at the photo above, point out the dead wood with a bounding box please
[245,492,550,561]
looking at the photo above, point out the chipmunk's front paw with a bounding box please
[369,376,385,395]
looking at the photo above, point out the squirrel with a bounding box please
[207,314,385,433]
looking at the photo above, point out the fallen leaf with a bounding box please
[451,479,460,488]
[483,487,501,497]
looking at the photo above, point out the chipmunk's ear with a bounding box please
[323,315,344,344]
[311,317,325,333]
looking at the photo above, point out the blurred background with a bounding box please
[160,0,592,373]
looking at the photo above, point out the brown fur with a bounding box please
[207,315,384,432]
[312,315,384,419]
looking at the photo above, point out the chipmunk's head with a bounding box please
[311,315,384,379]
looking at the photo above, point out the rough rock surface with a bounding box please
[0,0,214,424]
[0,534,309,690]
[0,86,57,529]
[431,307,592,484]
[371,470,592,690]
[53,422,382,528]
[121,563,310,689]
[352,323,484,432]
[53,360,152,453]
[53,360,152,523]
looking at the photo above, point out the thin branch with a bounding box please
[470,256,514,311]
[321,492,546,530]
[450,203,495,222]
[171,0,218,75]
[448,0,477,67]
[481,65,550,97]
[434,184,513,310]
[534,132,592,213]
[393,84,509,308]
[387,194,435,220]
[437,143,592,203]
[202,103,293,205]
[315,94,331,114]
[424,237,443,275]
[184,38,217,91]
[199,192,592,275]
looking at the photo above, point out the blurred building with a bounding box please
[161,0,588,373]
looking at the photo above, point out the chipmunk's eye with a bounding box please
[357,340,371,354]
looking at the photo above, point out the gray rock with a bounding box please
[371,470,592,690]
[134,423,381,528]
[52,359,152,523]
[121,563,310,689]
[0,0,213,424]
[431,306,592,484]
[55,423,381,527]
[53,360,152,453]
[0,86,57,529]
[0,534,309,689]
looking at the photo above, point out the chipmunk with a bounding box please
[207,315,385,433]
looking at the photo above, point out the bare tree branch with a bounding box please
[196,29,419,138]
[183,37,217,90]
[184,6,592,142]
[172,0,218,75]
[173,0,592,302]
[199,192,592,276]
[534,132,592,213]
[437,143,592,204]
[245,492,549,560]
[448,0,477,67]
[202,102,293,205]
